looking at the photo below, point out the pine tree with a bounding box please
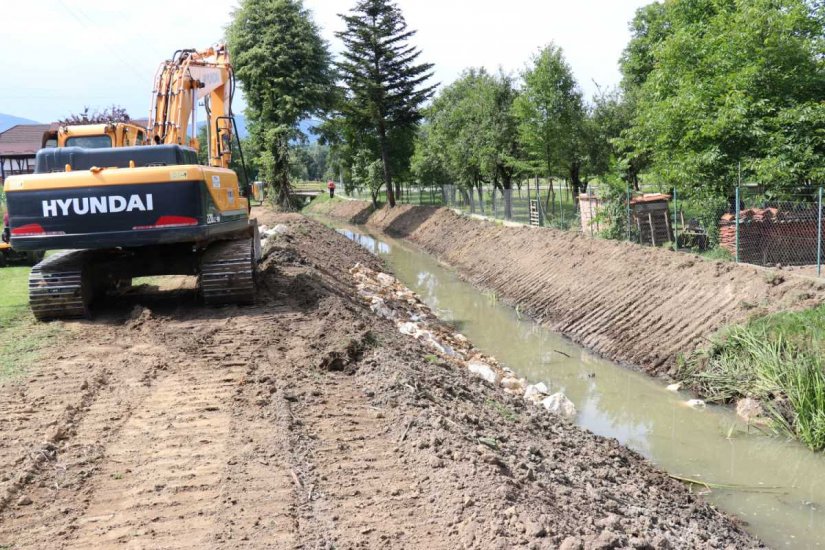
[336,0,436,207]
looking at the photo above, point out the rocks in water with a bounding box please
[665,382,682,392]
[541,392,577,419]
[685,399,706,409]
[467,360,498,384]
[735,397,763,422]
[353,262,579,420]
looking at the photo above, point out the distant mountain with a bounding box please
[0,113,41,133]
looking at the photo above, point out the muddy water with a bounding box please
[332,223,825,549]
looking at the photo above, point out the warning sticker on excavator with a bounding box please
[227,189,235,204]
[170,170,187,180]
[212,175,221,188]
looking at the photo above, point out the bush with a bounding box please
[680,306,825,450]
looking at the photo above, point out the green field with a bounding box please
[0,265,62,378]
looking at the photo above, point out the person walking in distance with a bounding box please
[327,180,336,198]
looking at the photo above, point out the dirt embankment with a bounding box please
[0,209,759,548]
[316,200,825,377]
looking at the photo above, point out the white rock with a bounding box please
[524,383,550,404]
[272,224,290,235]
[736,397,763,421]
[666,382,682,392]
[685,399,706,409]
[501,376,526,393]
[376,272,395,287]
[541,392,577,419]
[369,298,395,319]
[467,360,498,384]
[398,321,419,336]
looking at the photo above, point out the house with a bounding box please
[0,124,54,182]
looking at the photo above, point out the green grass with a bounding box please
[680,305,825,450]
[0,264,63,379]
[700,246,734,261]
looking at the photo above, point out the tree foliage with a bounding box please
[59,105,130,125]
[620,0,825,194]
[227,0,334,206]
[335,0,436,206]
[513,45,587,197]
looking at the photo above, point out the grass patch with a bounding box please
[485,398,517,422]
[0,265,63,379]
[680,305,825,450]
[699,246,734,261]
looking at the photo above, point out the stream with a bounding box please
[327,220,825,549]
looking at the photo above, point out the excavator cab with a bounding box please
[42,123,149,149]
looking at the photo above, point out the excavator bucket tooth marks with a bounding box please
[28,251,91,321]
[200,238,256,306]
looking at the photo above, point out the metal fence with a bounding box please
[344,182,825,276]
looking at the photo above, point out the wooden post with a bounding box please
[648,212,656,246]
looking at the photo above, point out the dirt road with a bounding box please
[0,210,759,548]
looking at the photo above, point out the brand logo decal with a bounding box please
[42,194,154,217]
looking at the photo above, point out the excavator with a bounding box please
[2,44,258,320]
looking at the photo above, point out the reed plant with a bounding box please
[680,306,825,450]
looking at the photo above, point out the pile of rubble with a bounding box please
[349,263,577,419]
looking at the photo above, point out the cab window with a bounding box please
[136,131,145,145]
[65,135,113,148]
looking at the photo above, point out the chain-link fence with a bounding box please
[344,181,825,276]
[719,186,823,270]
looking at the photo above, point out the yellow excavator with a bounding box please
[3,44,258,320]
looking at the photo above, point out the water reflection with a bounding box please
[334,225,825,549]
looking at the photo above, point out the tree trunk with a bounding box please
[378,119,396,207]
[570,162,582,207]
[477,184,485,215]
[274,135,293,208]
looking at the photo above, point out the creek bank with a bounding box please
[312,200,825,380]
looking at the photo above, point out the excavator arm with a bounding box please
[149,44,235,169]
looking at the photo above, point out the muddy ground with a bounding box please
[0,209,759,548]
[314,200,825,377]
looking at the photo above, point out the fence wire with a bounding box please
[344,181,825,276]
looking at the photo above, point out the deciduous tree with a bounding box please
[227,0,334,206]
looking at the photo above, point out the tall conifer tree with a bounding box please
[336,0,436,207]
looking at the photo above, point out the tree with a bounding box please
[59,105,130,125]
[620,0,825,194]
[513,44,585,208]
[421,68,521,217]
[227,0,334,206]
[336,0,436,207]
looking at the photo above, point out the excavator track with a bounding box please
[200,238,256,306]
[28,250,91,321]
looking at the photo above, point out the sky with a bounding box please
[1,0,650,123]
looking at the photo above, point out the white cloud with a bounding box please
[1,0,648,123]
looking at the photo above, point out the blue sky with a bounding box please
[1,0,651,123]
